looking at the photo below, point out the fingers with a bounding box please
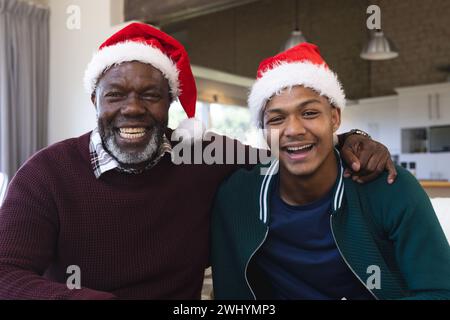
[355,142,373,173]
[344,168,352,178]
[341,136,397,184]
[385,157,398,184]
[341,145,361,172]
[365,152,381,174]
[359,154,388,184]
[348,153,398,184]
[362,147,397,184]
[350,154,385,183]
[352,160,361,172]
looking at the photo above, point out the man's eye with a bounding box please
[142,92,161,100]
[303,111,319,118]
[267,117,283,124]
[105,92,124,98]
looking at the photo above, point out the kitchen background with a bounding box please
[1,0,450,198]
[1,0,449,300]
[128,0,450,196]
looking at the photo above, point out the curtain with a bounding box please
[0,0,49,179]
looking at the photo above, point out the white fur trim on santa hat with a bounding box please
[172,118,206,143]
[248,62,346,128]
[84,41,180,97]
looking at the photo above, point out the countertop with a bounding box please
[420,181,450,188]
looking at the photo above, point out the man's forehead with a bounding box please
[98,62,168,87]
[279,85,321,97]
[104,61,163,77]
[267,86,320,103]
[264,87,333,115]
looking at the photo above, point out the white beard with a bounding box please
[103,129,161,165]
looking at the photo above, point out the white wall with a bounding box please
[48,0,124,145]
[339,96,401,155]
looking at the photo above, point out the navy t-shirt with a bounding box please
[255,178,374,300]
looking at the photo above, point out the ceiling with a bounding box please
[125,0,261,26]
[192,65,254,106]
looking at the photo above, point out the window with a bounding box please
[169,101,266,149]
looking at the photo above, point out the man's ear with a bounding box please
[91,93,96,105]
[91,93,100,118]
[331,107,341,133]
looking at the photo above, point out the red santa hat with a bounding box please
[248,43,346,128]
[84,22,204,141]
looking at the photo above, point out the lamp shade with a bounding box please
[361,30,399,60]
[282,29,307,51]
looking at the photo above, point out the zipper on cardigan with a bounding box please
[330,214,379,300]
[244,227,269,300]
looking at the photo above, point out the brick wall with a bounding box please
[127,0,450,100]
[368,0,450,96]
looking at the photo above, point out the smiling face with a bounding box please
[92,61,171,166]
[263,86,341,178]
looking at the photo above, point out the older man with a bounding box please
[0,23,395,300]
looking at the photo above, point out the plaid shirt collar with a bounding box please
[89,127,172,179]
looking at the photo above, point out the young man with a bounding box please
[211,43,450,300]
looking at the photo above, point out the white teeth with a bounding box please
[118,128,147,139]
[119,132,146,139]
[287,144,313,151]
[119,127,146,134]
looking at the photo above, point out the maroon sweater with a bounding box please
[0,132,249,299]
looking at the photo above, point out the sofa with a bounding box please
[431,198,450,244]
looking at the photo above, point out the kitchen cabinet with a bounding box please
[430,125,450,152]
[399,152,450,181]
[339,95,400,155]
[434,89,450,125]
[396,82,450,128]
[434,153,450,181]
[334,82,450,181]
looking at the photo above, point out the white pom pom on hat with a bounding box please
[172,118,206,143]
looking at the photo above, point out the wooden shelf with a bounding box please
[420,181,450,188]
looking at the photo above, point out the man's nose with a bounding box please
[121,94,146,116]
[284,116,307,137]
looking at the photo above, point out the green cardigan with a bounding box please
[211,154,450,300]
